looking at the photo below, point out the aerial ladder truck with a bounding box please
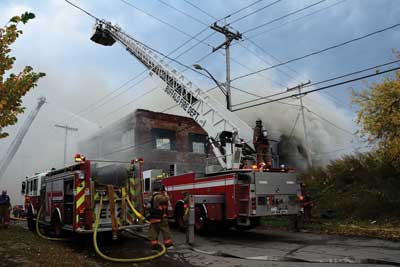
[90,21,302,230]
[0,97,46,183]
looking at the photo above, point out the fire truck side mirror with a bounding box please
[21,182,26,194]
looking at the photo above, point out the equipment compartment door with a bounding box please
[255,172,299,195]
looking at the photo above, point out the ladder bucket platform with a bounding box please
[90,25,116,46]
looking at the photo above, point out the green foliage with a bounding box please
[301,152,400,221]
[0,12,45,138]
[352,65,400,167]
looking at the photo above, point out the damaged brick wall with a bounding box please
[78,109,208,175]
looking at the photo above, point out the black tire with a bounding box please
[51,212,62,237]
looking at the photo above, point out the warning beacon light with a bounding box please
[74,154,86,162]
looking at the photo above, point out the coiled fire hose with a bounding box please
[93,195,166,262]
[36,206,68,241]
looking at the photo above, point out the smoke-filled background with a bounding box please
[1,0,399,204]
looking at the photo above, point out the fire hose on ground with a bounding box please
[93,195,166,263]
[35,193,166,263]
[36,206,68,241]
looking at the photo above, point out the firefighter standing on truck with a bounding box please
[0,190,11,228]
[148,181,173,249]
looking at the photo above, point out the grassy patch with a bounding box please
[0,225,99,267]
[260,217,400,240]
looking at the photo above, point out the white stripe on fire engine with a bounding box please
[165,179,235,192]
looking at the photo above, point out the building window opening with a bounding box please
[151,128,176,150]
[33,179,38,192]
[192,141,205,153]
[189,133,207,154]
[156,138,171,150]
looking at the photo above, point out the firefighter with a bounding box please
[148,181,173,249]
[0,190,11,228]
[253,120,270,166]
[302,190,313,223]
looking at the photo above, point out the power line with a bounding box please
[230,85,301,108]
[156,0,208,26]
[243,0,328,34]
[288,109,302,140]
[183,0,219,20]
[98,85,161,123]
[119,0,214,50]
[232,65,400,111]
[232,22,400,82]
[64,0,216,121]
[245,0,347,40]
[224,0,268,20]
[229,0,283,24]
[233,59,400,108]
[149,0,292,95]
[305,106,354,136]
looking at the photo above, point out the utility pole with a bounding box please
[287,81,313,169]
[210,22,242,111]
[54,124,78,166]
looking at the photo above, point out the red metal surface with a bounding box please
[162,172,240,220]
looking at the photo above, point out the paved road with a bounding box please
[168,228,400,267]
[13,219,400,267]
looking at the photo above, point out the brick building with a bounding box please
[78,109,208,175]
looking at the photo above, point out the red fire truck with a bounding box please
[21,156,141,236]
[90,21,304,231]
[142,167,301,231]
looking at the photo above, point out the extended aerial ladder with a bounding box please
[0,97,46,182]
[90,21,255,170]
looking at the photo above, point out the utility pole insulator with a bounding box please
[210,22,242,111]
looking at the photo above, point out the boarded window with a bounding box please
[189,133,207,153]
[151,128,176,150]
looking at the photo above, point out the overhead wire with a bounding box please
[245,0,347,40]
[222,0,269,20]
[173,0,296,89]
[232,65,400,111]
[233,59,400,108]
[243,0,328,34]
[64,0,222,122]
[232,22,400,82]
[288,109,302,141]
[183,0,219,20]
[228,0,283,25]
[305,106,354,136]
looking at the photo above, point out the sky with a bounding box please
[0,0,399,203]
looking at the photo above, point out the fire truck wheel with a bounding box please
[51,212,62,236]
[194,204,207,233]
[27,208,35,231]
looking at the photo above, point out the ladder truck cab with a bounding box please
[22,155,141,236]
[90,21,303,231]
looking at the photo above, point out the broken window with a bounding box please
[151,128,176,150]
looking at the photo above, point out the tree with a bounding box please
[0,12,45,139]
[352,63,400,166]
